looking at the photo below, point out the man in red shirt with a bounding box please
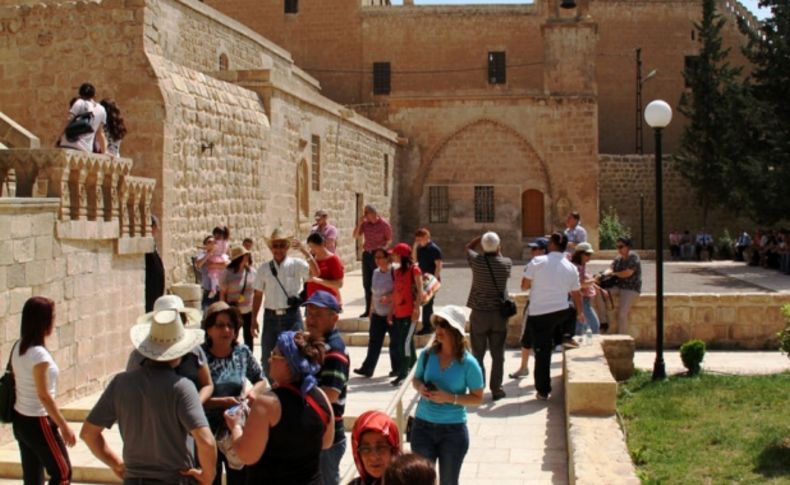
[353,205,392,318]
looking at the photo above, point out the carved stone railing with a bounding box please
[0,149,156,248]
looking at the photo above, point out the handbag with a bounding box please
[0,341,19,423]
[598,273,619,289]
[64,111,94,142]
[483,255,517,319]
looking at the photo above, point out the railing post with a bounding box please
[396,400,405,443]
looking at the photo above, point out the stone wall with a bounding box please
[0,199,145,442]
[600,154,758,249]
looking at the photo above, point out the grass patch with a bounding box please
[618,370,790,484]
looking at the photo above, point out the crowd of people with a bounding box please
[5,206,654,485]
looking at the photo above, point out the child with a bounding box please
[207,226,230,298]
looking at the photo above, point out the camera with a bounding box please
[287,295,303,308]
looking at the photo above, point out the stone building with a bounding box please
[204,0,759,249]
[0,0,397,420]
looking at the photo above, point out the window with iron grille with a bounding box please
[684,56,699,88]
[384,154,389,197]
[311,135,320,191]
[285,0,298,14]
[429,186,449,223]
[474,186,495,223]
[488,52,506,85]
[373,62,391,95]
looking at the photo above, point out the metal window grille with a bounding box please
[488,52,506,85]
[311,135,320,191]
[429,186,449,223]
[373,62,391,95]
[474,186,495,223]
[285,0,298,14]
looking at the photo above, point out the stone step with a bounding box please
[339,331,433,348]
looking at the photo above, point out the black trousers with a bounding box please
[13,411,72,485]
[359,313,398,374]
[241,311,254,349]
[529,308,575,396]
[362,251,375,314]
[421,297,435,331]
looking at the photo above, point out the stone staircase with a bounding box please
[337,316,434,348]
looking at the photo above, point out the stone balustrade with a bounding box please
[0,149,155,248]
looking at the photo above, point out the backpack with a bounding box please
[64,111,95,142]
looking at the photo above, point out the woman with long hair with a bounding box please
[389,243,423,387]
[410,305,483,485]
[570,242,601,335]
[99,99,127,157]
[202,302,264,485]
[348,410,401,485]
[220,246,257,348]
[12,296,75,484]
[224,331,334,484]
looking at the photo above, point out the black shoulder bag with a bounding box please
[0,341,19,423]
[64,111,95,142]
[270,261,303,309]
[484,255,517,319]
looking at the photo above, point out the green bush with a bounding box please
[680,339,706,375]
[779,305,790,359]
[599,206,631,250]
[716,229,734,260]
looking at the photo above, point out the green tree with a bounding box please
[737,1,790,225]
[676,0,748,226]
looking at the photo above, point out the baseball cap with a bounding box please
[301,290,341,313]
[528,237,548,250]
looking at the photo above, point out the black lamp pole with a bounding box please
[652,127,667,381]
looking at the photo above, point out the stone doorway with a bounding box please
[522,189,544,237]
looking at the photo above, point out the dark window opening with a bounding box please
[311,135,320,191]
[488,51,506,85]
[373,62,391,95]
[285,0,298,14]
[429,186,449,223]
[219,53,229,71]
[383,154,389,197]
[474,186,495,223]
[684,55,699,87]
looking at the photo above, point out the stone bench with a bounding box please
[564,335,639,485]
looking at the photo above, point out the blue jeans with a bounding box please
[319,438,346,485]
[575,297,601,335]
[201,289,219,313]
[410,418,469,485]
[260,309,303,378]
[359,313,398,375]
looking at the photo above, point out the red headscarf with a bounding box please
[351,410,401,483]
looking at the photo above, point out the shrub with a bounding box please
[599,206,631,250]
[716,229,734,260]
[779,305,790,359]
[680,339,706,375]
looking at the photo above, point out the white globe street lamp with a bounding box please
[644,99,672,381]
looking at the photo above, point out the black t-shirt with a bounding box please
[417,241,443,276]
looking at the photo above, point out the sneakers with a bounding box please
[388,370,398,378]
[509,367,530,379]
[492,389,507,401]
[353,368,372,378]
[359,312,370,318]
[536,393,549,401]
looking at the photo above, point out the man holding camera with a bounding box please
[252,227,319,378]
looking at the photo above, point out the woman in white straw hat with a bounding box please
[126,295,214,403]
[410,305,484,485]
[80,295,217,484]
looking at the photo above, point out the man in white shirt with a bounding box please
[252,227,319,378]
[522,232,584,400]
[58,83,107,153]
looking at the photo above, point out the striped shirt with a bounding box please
[359,217,392,252]
[318,329,349,444]
[220,266,257,314]
[466,250,512,312]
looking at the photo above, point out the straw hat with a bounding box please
[229,245,250,262]
[265,227,293,246]
[130,295,204,362]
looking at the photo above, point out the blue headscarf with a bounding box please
[276,331,321,396]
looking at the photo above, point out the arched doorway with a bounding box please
[522,189,544,237]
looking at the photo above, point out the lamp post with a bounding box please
[635,48,657,154]
[644,99,671,381]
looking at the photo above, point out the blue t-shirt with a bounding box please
[414,349,483,424]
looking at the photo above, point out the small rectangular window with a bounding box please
[474,186,495,223]
[285,0,298,14]
[383,154,389,197]
[373,62,391,95]
[311,135,320,191]
[429,186,449,223]
[684,56,699,87]
[488,52,506,85]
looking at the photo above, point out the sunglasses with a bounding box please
[270,350,285,360]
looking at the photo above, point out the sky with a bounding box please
[389,0,771,21]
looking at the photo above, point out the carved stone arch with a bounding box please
[219,53,229,71]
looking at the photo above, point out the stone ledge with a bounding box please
[116,236,154,255]
[564,337,618,416]
[0,197,59,211]
[567,415,640,485]
[57,220,120,240]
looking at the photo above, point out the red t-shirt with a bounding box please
[393,264,421,319]
[306,254,345,301]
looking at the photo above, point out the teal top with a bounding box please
[414,349,484,424]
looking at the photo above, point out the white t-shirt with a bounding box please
[12,345,58,417]
[253,257,310,309]
[523,252,581,316]
[59,98,107,153]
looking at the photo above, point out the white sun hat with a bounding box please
[430,305,468,336]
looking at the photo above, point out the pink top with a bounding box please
[575,262,596,298]
[209,239,230,263]
[360,217,392,252]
